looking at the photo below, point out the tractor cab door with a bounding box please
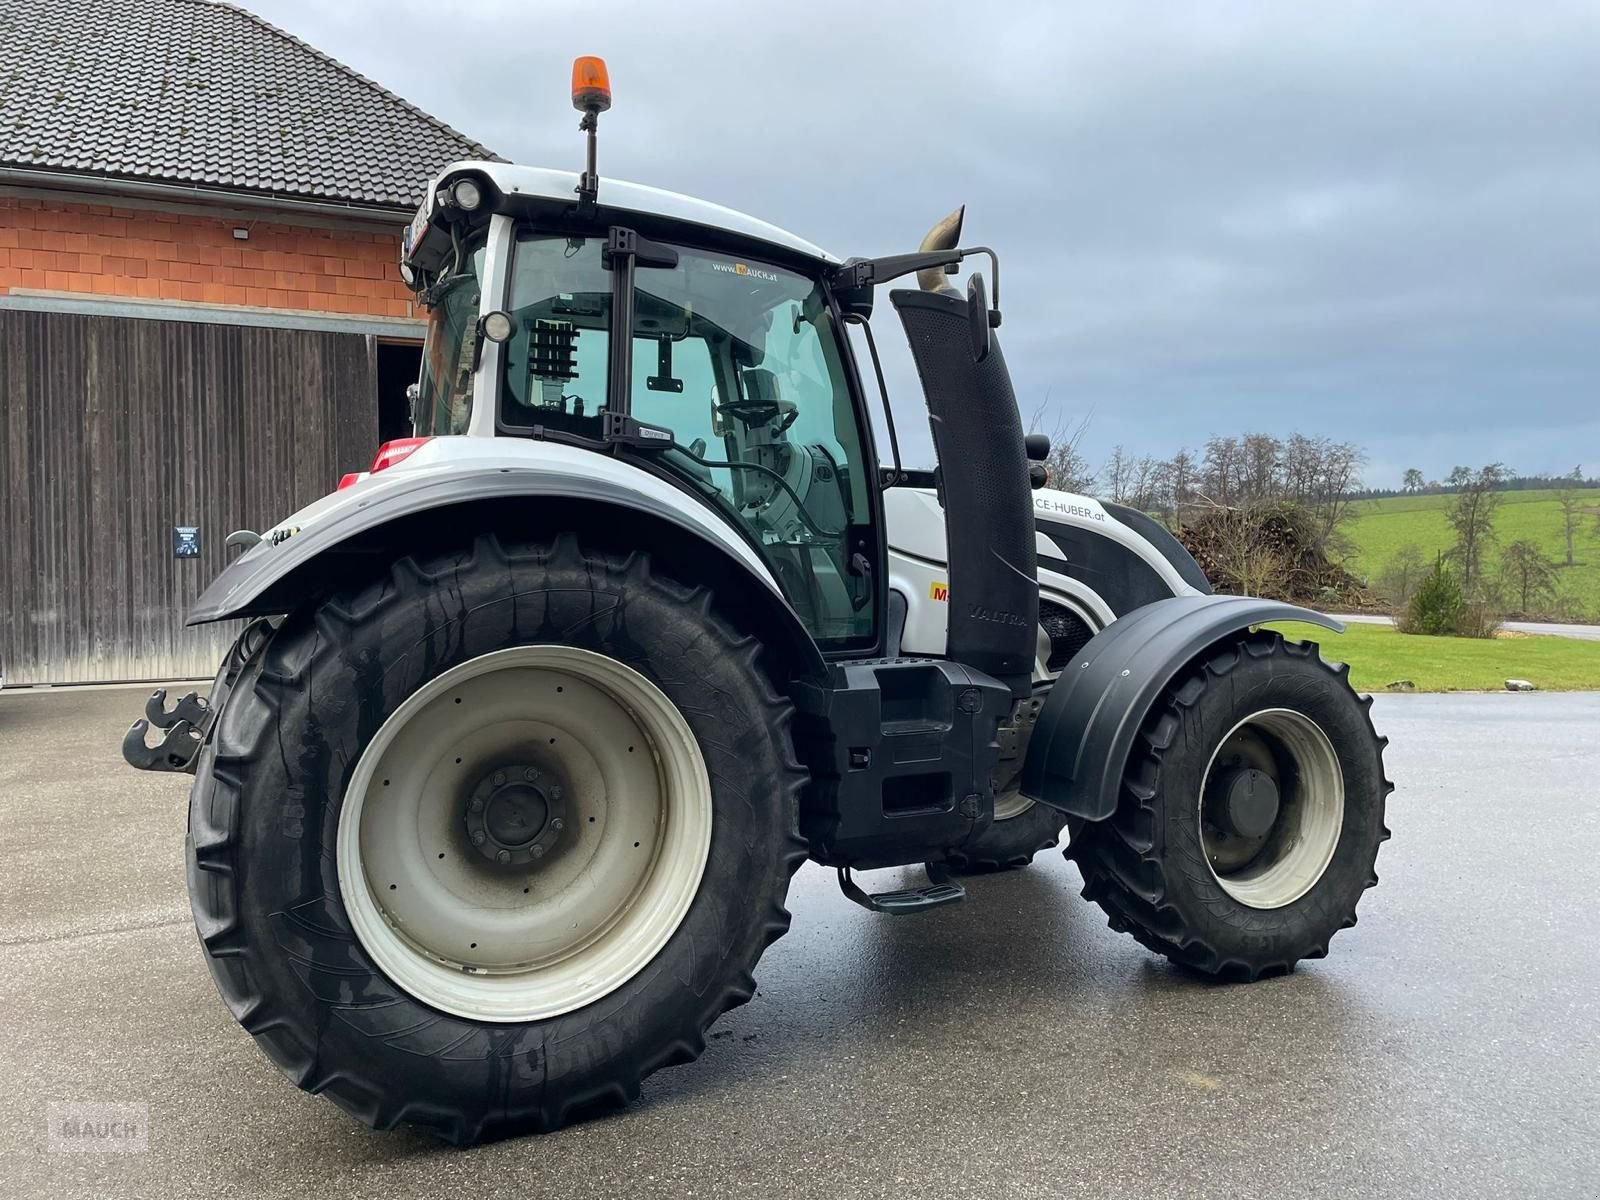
[494,227,879,651]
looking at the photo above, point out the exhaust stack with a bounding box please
[917,206,965,293]
[891,205,1037,697]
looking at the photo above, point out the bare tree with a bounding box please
[1376,544,1427,611]
[1445,463,1510,590]
[1126,455,1163,511]
[1403,468,1425,493]
[1281,434,1320,506]
[1166,448,1196,529]
[1103,445,1133,503]
[1240,433,1282,502]
[1314,439,1366,536]
[1555,466,1586,567]
[1500,540,1558,614]
[1201,436,1242,506]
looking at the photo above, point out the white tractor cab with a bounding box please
[125,60,1391,1143]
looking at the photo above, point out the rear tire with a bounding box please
[186,534,805,1142]
[1070,631,1392,979]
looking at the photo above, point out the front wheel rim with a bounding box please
[1198,708,1344,910]
[992,789,1035,821]
[336,645,713,1023]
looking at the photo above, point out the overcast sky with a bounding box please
[245,0,1600,487]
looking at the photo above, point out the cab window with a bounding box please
[499,231,873,647]
[414,241,484,436]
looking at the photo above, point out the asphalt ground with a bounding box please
[1,686,1596,1199]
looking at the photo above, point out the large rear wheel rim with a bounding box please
[336,645,713,1023]
[1198,707,1344,910]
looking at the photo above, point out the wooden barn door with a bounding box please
[0,311,378,685]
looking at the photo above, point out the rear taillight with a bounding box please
[369,437,432,474]
[338,437,431,491]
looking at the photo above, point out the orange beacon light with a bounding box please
[572,56,612,114]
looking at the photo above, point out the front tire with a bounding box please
[1070,631,1392,979]
[945,785,1065,872]
[186,535,805,1142]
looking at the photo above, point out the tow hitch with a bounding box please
[120,618,275,774]
[122,688,213,773]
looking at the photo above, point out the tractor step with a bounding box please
[837,863,965,915]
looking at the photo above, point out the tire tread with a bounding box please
[1068,630,1392,981]
[186,534,806,1143]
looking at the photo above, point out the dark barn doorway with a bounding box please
[376,340,424,446]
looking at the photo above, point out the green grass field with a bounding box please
[1341,488,1600,618]
[1269,621,1600,692]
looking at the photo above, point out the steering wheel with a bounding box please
[717,400,797,432]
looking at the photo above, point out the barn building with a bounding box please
[0,0,494,684]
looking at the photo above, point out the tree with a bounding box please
[1311,439,1366,537]
[1126,455,1163,511]
[1500,540,1559,614]
[1400,557,1470,636]
[1403,468,1425,493]
[1165,448,1196,530]
[1103,445,1132,503]
[1201,436,1242,506]
[1240,433,1282,502]
[1445,463,1510,590]
[1555,466,1587,568]
[1375,544,1427,610]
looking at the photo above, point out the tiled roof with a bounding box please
[0,0,497,209]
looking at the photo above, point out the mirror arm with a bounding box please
[832,249,963,291]
[833,246,1002,324]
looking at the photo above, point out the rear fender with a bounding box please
[1019,595,1343,821]
[189,462,827,683]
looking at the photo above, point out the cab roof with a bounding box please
[438,160,840,265]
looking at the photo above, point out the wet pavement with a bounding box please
[1,686,1596,1199]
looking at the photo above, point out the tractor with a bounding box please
[124,58,1391,1145]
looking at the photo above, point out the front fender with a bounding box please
[189,459,827,682]
[1019,595,1343,821]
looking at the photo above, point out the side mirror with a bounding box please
[405,382,420,424]
[967,272,990,363]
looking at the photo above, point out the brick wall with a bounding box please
[0,194,417,320]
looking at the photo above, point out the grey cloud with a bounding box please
[247,0,1600,483]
